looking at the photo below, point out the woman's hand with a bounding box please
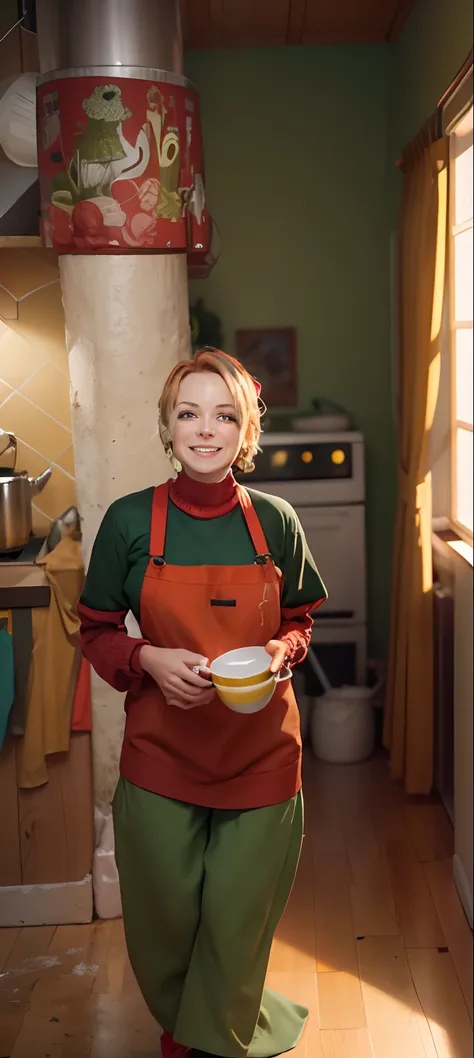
[139,645,214,710]
[265,640,288,674]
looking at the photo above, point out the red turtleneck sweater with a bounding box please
[169,469,240,517]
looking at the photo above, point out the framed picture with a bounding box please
[235,328,297,407]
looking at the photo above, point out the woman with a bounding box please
[79,348,327,1058]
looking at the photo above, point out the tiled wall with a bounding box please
[0,249,76,536]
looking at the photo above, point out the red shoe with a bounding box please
[161,1030,192,1057]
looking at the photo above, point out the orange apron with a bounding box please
[120,481,302,809]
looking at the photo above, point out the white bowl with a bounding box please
[215,675,277,714]
[223,691,274,714]
[210,646,271,687]
[215,665,293,714]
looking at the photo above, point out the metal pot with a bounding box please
[0,464,52,552]
[0,429,52,550]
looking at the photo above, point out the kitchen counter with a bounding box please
[0,529,93,927]
[0,539,50,608]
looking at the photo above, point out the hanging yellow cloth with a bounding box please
[18,536,84,788]
[384,118,448,795]
[0,610,13,634]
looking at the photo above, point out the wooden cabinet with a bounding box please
[0,733,94,924]
[0,543,94,922]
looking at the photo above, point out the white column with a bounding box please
[60,252,191,807]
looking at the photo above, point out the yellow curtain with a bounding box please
[383,116,448,794]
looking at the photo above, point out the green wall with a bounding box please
[391,0,473,158]
[185,7,472,661]
[186,46,394,661]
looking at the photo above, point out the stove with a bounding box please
[241,432,367,690]
[0,536,45,565]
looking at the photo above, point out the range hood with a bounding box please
[0,70,40,237]
[0,156,40,236]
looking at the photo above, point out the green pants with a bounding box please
[113,778,306,1058]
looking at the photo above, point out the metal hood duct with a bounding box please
[0,158,39,236]
[35,0,183,75]
[35,0,217,268]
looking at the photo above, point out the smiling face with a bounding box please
[170,371,243,483]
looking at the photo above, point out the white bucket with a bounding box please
[310,686,376,764]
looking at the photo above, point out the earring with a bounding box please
[236,447,255,474]
[165,443,183,474]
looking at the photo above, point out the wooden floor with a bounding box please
[0,752,472,1057]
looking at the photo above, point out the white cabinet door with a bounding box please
[295,504,366,624]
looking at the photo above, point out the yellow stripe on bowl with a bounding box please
[212,667,271,689]
[215,676,276,707]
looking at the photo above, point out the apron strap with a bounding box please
[236,485,271,558]
[150,482,171,559]
[150,481,270,561]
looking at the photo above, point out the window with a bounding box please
[449,104,473,540]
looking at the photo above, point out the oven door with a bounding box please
[295,504,366,625]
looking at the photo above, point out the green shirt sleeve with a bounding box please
[81,487,154,616]
[250,490,327,609]
[279,506,327,609]
[81,501,131,612]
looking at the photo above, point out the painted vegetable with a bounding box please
[72,200,105,234]
[110,179,140,216]
[49,204,74,246]
[138,178,160,213]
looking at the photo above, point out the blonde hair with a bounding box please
[159,347,264,473]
